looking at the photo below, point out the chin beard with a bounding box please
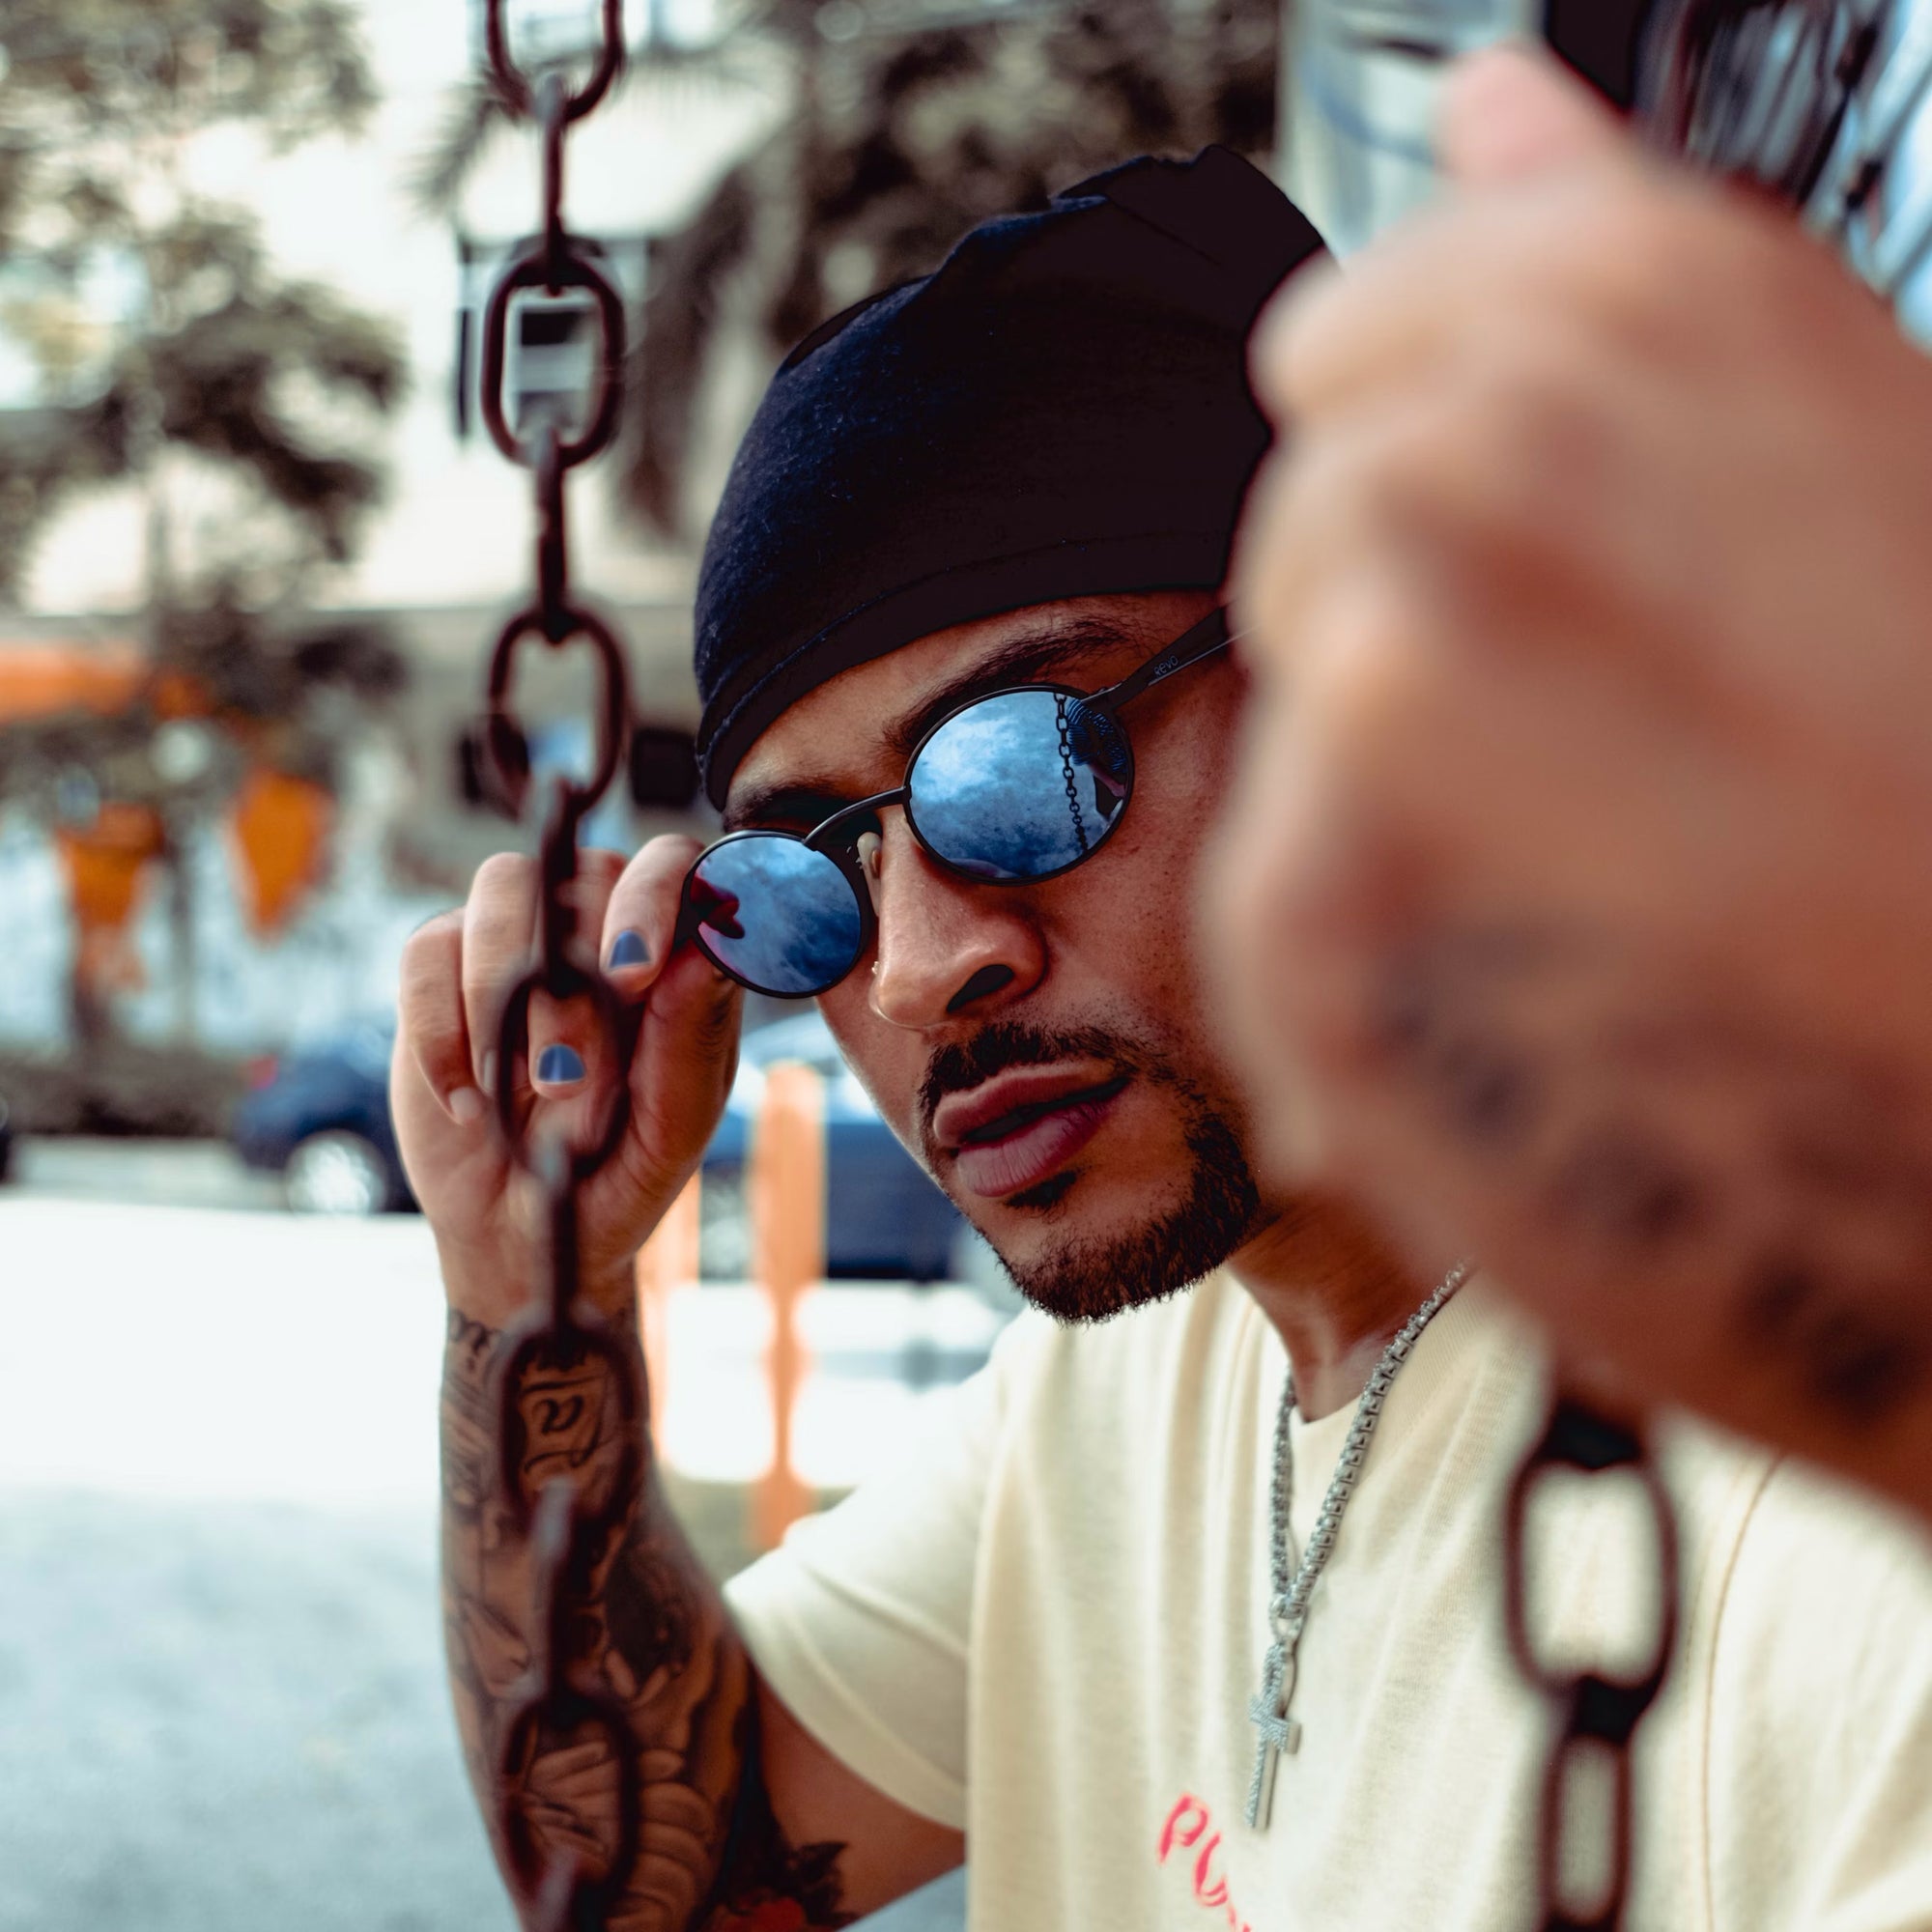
[989,1109,1263,1325]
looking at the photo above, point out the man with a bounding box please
[1216,43,1932,1529]
[396,147,1932,1931]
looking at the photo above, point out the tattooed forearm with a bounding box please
[1364,923,1932,1442]
[440,1309,852,1931]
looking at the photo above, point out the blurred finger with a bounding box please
[1249,213,1476,434]
[1440,43,1627,186]
[563,848,626,960]
[462,852,540,1092]
[398,910,483,1124]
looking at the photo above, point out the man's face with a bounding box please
[723,590,1267,1321]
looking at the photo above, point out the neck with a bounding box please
[1228,1194,1452,1421]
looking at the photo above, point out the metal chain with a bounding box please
[1054,694,1091,856]
[1503,1392,1681,1932]
[472,7,644,1929]
[1245,1258,1468,1831]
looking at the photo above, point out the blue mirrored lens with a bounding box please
[689,837,863,996]
[908,690,1131,880]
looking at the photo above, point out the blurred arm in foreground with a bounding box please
[1213,43,1932,1519]
[394,839,961,1930]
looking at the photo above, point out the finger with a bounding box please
[1233,382,1475,690]
[598,834,710,998]
[1249,104,1633,430]
[608,834,741,1178]
[398,909,484,1124]
[527,849,629,1106]
[1249,208,1482,433]
[462,852,540,1092]
[1440,43,1627,186]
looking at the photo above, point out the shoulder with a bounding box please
[1675,1423,1932,1808]
[1715,1447,1932,1675]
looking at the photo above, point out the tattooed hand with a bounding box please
[1212,46,1932,1512]
[393,836,740,1321]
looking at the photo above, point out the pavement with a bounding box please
[0,1141,977,1932]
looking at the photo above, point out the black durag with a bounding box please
[693,145,1330,807]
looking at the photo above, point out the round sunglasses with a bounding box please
[681,608,1234,998]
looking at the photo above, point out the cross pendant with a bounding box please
[1244,1647,1302,1830]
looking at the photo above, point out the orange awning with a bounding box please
[0,643,148,721]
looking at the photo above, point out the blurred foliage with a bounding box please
[0,0,412,1051]
[417,0,1278,537]
[0,0,405,603]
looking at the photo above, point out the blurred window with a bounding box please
[452,235,652,441]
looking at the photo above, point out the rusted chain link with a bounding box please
[472,5,642,1927]
[1504,1391,1680,1931]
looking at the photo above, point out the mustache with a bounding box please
[916,1022,1151,1145]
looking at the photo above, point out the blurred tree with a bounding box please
[0,0,411,1048]
[418,0,1278,537]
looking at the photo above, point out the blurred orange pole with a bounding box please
[751,1062,824,1549]
[635,1171,700,1446]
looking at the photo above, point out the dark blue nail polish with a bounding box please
[608,929,649,970]
[537,1044,585,1085]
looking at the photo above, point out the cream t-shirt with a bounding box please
[724,1275,1932,1930]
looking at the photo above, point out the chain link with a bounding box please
[1504,1391,1681,1931]
[473,6,644,1927]
[1054,694,1091,857]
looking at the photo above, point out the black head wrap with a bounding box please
[693,145,1328,806]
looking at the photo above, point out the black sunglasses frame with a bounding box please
[682,606,1235,998]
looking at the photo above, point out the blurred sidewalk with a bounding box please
[0,1170,980,1930]
[11,1135,284,1210]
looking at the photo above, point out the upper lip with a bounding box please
[932,1065,1128,1151]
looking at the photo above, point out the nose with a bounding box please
[867,814,1044,1028]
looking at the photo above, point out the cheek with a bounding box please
[816,992,924,1141]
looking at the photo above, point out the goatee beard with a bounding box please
[996,1107,1262,1323]
[919,1020,1264,1324]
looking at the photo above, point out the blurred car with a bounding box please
[227,1010,975,1285]
[0,1093,13,1183]
[701,1012,970,1283]
[232,1020,410,1215]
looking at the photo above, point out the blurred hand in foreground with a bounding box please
[392,838,740,1323]
[1213,43,1932,1513]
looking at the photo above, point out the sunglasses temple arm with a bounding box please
[802,786,909,852]
[1094,608,1235,714]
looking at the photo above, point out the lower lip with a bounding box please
[952,1090,1122,1201]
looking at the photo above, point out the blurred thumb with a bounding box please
[1440,42,1628,185]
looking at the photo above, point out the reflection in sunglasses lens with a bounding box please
[908,690,1132,880]
[690,837,864,996]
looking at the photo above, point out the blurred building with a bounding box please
[0,0,786,1060]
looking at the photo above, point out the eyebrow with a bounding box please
[722,619,1136,834]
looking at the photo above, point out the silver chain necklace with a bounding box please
[1245,1260,1471,1831]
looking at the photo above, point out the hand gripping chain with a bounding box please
[473,5,643,1926]
[1498,11,1914,1925]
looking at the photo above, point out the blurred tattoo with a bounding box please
[439,1314,853,1929]
[1366,922,1932,1430]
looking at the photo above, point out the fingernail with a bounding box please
[447,1086,486,1126]
[608,929,649,970]
[536,1044,585,1085]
